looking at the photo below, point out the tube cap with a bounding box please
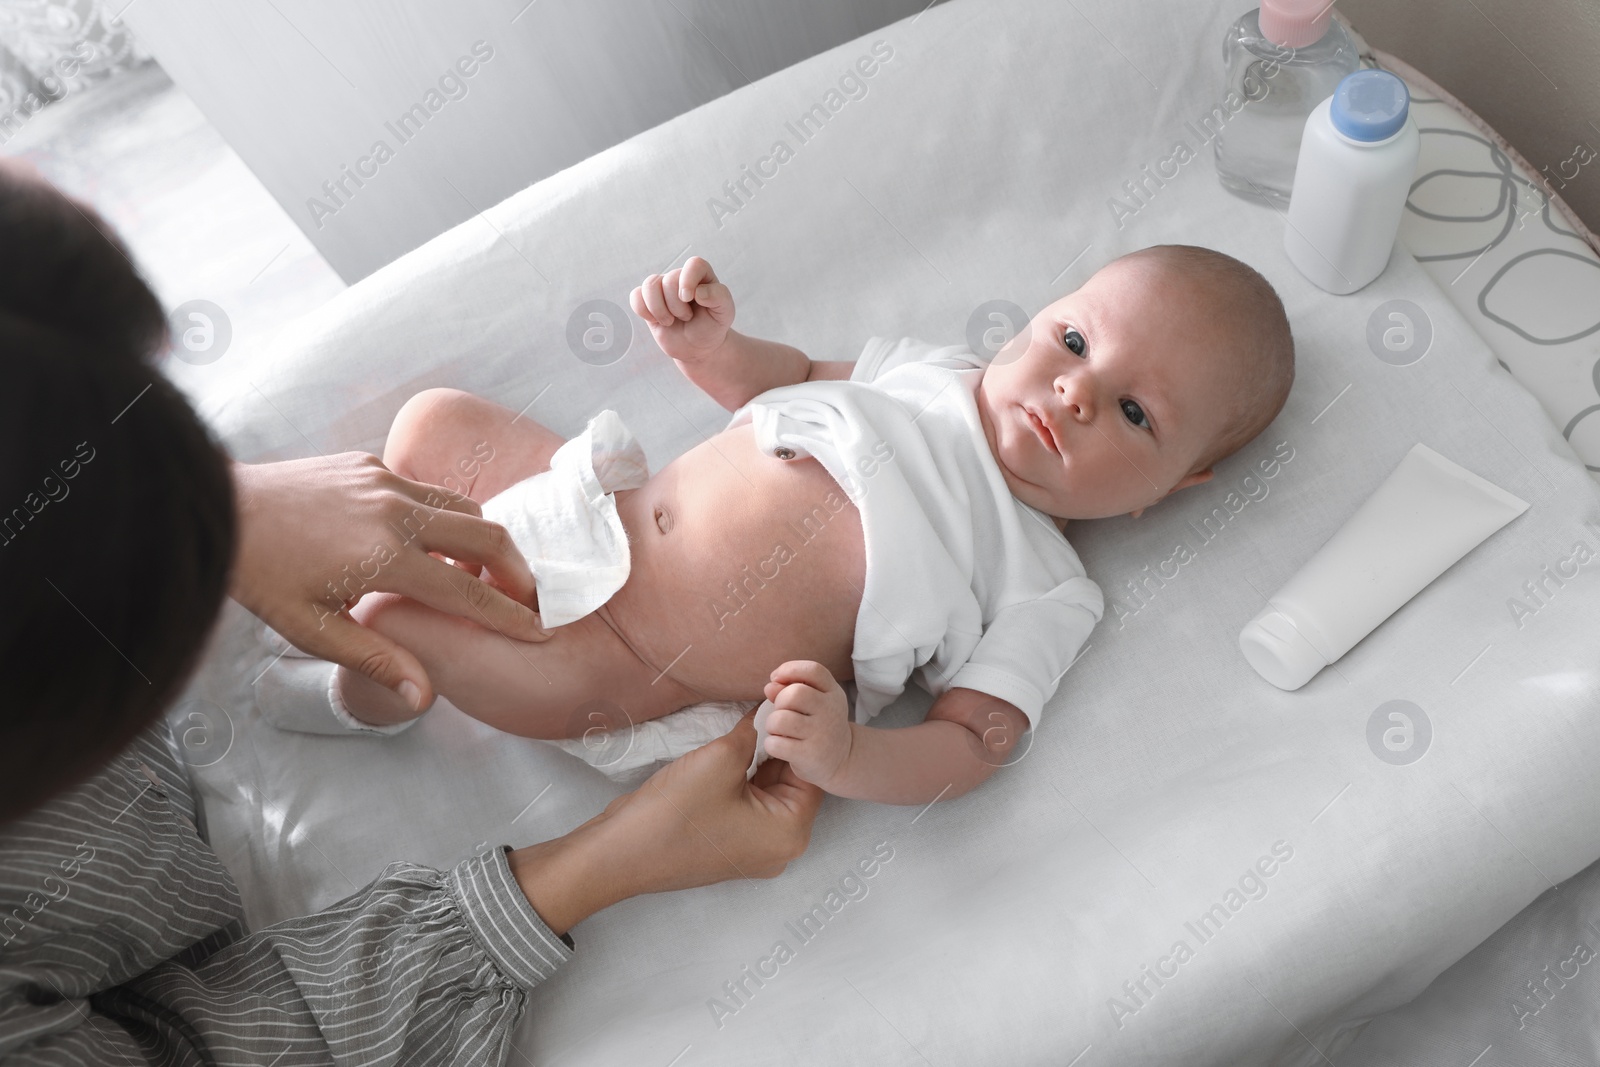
[1330,70,1411,142]
[1239,607,1328,690]
[1259,0,1335,49]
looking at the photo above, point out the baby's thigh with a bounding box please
[358,593,698,738]
[385,387,566,502]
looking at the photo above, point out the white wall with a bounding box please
[126,0,939,281]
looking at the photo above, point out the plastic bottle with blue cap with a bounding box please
[1282,69,1421,294]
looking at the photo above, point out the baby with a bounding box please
[335,244,1294,805]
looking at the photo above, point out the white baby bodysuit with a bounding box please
[728,336,1105,726]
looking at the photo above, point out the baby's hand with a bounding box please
[629,256,735,365]
[761,660,852,790]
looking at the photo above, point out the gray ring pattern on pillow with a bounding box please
[1377,71,1600,477]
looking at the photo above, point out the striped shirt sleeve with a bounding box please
[0,724,573,1066]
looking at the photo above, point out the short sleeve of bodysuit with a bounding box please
[946,582,1102,722]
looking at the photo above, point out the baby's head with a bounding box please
[975,244,1294,524]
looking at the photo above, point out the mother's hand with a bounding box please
[230,453,547,710]
[509,713,825,934]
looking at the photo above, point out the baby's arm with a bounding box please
[761,661,1027,805]
[631,257,853,412]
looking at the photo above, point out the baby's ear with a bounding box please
[1173,467,1215,493]
[1131,467,1216,519]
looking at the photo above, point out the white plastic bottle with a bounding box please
[1282,69,1420,295]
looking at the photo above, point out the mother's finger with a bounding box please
[409,507,538,609]
[390,548,549,642]
[302,609,434,711]
[384,472,485,518]
[752,758,825,823]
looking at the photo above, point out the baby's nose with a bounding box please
[1054,374,1094,420]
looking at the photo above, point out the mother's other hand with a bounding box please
[509,712,825,934]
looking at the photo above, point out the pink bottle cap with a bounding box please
[1259,0,1335,49]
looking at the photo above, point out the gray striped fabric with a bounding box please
[0,722,573,1065]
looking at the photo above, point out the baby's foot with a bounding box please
[329,664,426,733]
[255,623,420,736]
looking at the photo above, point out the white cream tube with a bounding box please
[1240,443,1528,690]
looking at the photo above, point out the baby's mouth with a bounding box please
[1024,405,1061,455]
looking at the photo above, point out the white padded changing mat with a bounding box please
[178,1,1600,1064]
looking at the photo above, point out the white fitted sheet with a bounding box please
[173,1,1600,1064]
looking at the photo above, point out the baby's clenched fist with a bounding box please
[760,659,853,790]
[629,255,735,365]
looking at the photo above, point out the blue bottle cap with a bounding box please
[1329,69,1410,142]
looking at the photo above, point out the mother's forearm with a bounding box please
[508,824,629,937]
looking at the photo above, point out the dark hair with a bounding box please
[0,164,236,823]
[1119,244,1296,474]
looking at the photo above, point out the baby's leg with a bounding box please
[336,387,568,729]
[338,592,706,737]
[341,387,703,735]
[384,387,565,503]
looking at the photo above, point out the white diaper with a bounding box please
[546,697,775,785]
[479,409,648,628]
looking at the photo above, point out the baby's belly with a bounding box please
[599,422,864,700]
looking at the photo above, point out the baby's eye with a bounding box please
[1121,398,1150,430]
[1062,328,1087,356]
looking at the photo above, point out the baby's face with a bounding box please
[974,257,1234,523]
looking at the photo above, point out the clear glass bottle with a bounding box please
[1213,1,1361,206]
